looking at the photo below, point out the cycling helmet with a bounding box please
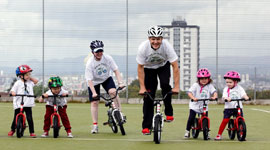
[90,40,104,53]
[147,26,163,37]
[16,65,33,76]
[224,71,241,81]
[197,68,211,78]
[48,76,63,88]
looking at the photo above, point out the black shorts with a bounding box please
[223,108,243,119]
[88,77,116,102]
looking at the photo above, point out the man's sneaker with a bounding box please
[91,125,98,134]
[67,132,73,138]
[41,132,49,138]
[142,128,151,135]
[165,116,174,122]
[8,130,15,136]
[215,134,222,140]
[184,130,190,138]
[30,133,37,138]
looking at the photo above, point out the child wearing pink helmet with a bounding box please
[184,68,217,139]
[214,71,249,140]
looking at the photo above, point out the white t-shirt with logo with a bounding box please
[10,80,36,110]
[44,88,68,107]
[136,39,178,69]
[188,83,217,113]
[222,85,247,109]
[85,53,118,86]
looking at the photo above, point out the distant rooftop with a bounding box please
[160,16,199,28]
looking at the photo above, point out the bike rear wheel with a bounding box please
[228,119,236,140]
[153,115,162,144]
[53,116,60,138]
[191,118,200,138]
[16,116,24,138]
[237,118,246,141]
[202,118,209,140]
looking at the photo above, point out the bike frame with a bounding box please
[226,99,247,132]
[43,94,68,128]
[192,99,217,131]
[10,94,36,131]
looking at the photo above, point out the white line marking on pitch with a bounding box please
[251,108,270,113]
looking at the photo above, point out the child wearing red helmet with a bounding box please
[214,71,249,140]
[8,65,38,137]
[184,68,217,139]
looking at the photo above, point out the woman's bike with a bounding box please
[42,94,68,138]
[10,94,36,138]
[191,98,217,140]
[142,91,174,144]
[98,86,126,135]
[226,98,251,141]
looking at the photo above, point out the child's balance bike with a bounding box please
[191,98,217,140]
[10,94,36,138]
[226,98,251,141]
[42,94,68,138]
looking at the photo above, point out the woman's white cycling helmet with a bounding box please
[147,26,163,37]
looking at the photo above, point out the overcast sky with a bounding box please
[1,0,270,68]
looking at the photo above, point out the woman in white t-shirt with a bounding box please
[85,40,125,134]
[184,68,217,139]
[214,71,249,140]
[137,26,180,135]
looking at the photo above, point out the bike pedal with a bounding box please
[103,122,109,125]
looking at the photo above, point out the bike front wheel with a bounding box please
[202,118,209,140]
[16,116,24,138]
[53,116,60,138]
[191,118,200,138]
[153,115,162,144]
[237,118,246,141]
[228,119,236,140]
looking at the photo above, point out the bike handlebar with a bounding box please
[42,95,69,98]
[224,98,251,102]
[10,93,36,98]
[191,98,218,102]
[97,86,125,101]
[141,91,175,101]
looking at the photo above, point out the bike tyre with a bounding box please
[228,119,236,140]
[111,120,118,133]
[53,116,60,138]
[153,115,162,144]
[16,116,23,138]
[237,118,246,141]
[191,118,200,138]
[202,118,209,140]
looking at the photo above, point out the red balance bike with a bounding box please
[191,98,217,140]
[10,94,36,138]
[226,98,251,141]
[42,94,68,138]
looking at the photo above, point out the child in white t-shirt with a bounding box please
[184,68,217,139]
[85,40,125,134]
[39,76,73,138]
[8,65,38,137]
[215,71,249,140]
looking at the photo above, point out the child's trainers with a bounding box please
[91,125,98,134]
[142,128,151,135]
[30,133,37,138]
[41,132,49,138]
[215,134,222,140]
[67,132,73,138]
[165,116,174,122]
[184,130,190,138]
[8,130,15,136]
